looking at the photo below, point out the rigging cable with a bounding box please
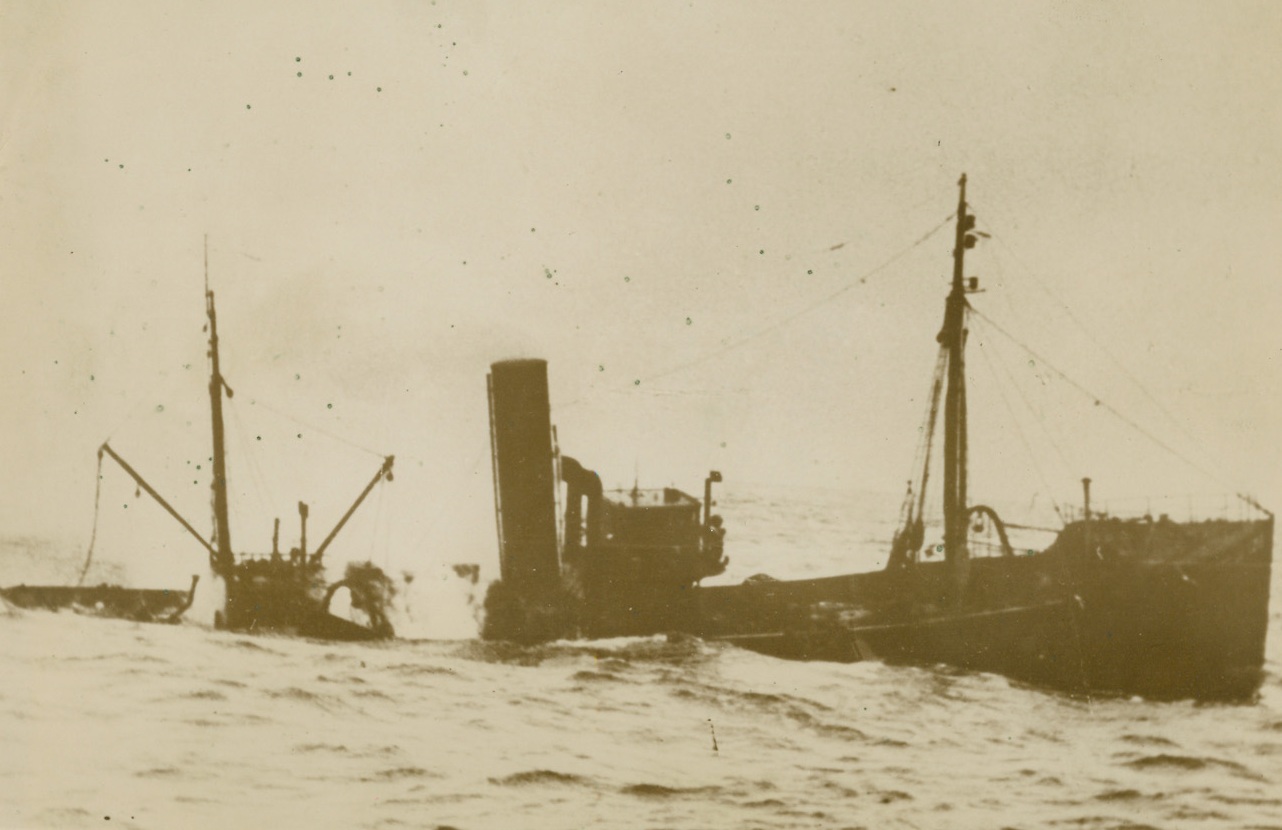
[970,307,1227,488]
[895,357,939,528]
[625,212,958,389]
[972,318,1066,522]
[915,347,948,525]
[897,346,947,526]
[75,448,106,587]
[970,201,1218,471]
[246,395,387,459]
[368,479,386,567]
[891,346,947,563]
[976,315,1079,487]
[228,398,277,520]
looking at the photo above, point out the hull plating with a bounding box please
[692,518,1272,700]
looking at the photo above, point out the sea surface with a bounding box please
[3,487,1281,830]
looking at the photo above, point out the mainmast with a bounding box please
[206,245,234,575]
[941,174,976,583]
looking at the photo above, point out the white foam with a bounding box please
[388,564,483,640]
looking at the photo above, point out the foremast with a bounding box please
[206,253,235,576]
[941,174,976,589]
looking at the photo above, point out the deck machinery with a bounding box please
[484,359,726,643]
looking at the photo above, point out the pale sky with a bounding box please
[3,2,1280,584]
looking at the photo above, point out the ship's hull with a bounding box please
[218,560,394,642]
[1,584,191,622]
[694,517,1273,701]
[2,565,393,643]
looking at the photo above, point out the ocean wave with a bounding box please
[135,766,184,779]
[1123,754,1265,780]
[316,672,368,684]
[1,528,1279,830]
[353,687,396,700]
[488,769,594,787]
[1119,734,1179,748]
[569,669,626,684]
[362,766,441,781]
[261,685,349,712]
[874,789,914,804]
[1093,788,1148,802]
[1205,793,1282,806]
[61,651,170,664]
[214,638,284,655]
[664,676,870,741]
[620,782,723,798]
[448,633,713,669]
[294,742,351,754]
[177,689,227,701]
[385,662,457,676]
[1166,805,1233,821]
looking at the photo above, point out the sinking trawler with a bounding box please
[2,278,397,641]
[482,175,1274,701]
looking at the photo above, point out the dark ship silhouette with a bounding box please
[1,180,1272,700]
[2,268,397,641]
[481,176,1274,702]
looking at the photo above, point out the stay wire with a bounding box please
[973,322,1065,522]
[973,313,1080,491]
[367,481,386,566]
[246,395,387,459]
[233,401,275,505]
[970,307,1227,488]
[622,212,957,390]
[971,200,1217,472]
[901,347,947,527]
[75,450,106,587]
[915,347,949,524]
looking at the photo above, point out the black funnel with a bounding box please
[487,359,560,592]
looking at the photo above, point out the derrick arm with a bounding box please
[99,443,216,557]
[311,455,395,564]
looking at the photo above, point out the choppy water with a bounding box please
[4,488,1281,830]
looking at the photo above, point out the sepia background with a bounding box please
[3,1,1280,586]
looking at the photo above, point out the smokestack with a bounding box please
[488,359,560,591]
[299,501,309,560]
